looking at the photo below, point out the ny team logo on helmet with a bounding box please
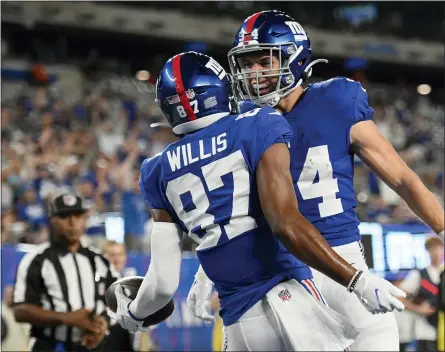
[156,51,236,135]
[228,10,328,107]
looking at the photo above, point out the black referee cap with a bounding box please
[48,192,89,217]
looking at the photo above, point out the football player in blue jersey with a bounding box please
[188,10,445,351]
[110,51,407,351]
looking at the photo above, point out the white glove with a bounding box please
[349,270,406,314]
[108,285,149,333]
[187,279,215,323]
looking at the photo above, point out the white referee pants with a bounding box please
[311,241,400,351]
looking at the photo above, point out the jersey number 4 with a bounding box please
[166,150,257,251]
[297,145,344,218]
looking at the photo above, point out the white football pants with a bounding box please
[224,278,358,351]
[311,241,399,351]
[223,297,290,351]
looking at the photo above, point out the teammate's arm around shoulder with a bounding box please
[256,142,406,314]
[129,209,182,318]
[350,115,444,241]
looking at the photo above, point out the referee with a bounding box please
[12,192,119,351]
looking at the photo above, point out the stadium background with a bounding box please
[1,1,444,351]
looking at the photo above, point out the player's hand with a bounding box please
[350,271,406,314]
[110,285,149,333]
[187,279,214,323]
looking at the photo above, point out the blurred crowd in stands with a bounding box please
[1,67,176,251]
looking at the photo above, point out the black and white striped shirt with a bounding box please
[13,241,119,344]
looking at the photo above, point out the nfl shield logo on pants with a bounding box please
[278,289,291,302]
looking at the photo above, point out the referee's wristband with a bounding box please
[127,302,145,322]
[347,270,364,293]
[438,230,444,242]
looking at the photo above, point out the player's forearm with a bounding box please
[130,265,175,319]
[130,222,181,318]
[396,170,444,235]
[13,304,67,326]
[273,213,356,287]
[351,121,444,236]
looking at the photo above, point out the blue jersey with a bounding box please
[139,107,312,326]
[285,77,373,247]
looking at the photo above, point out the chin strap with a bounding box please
[264,58,329,108]
[295,58,330,89]
[303,58,329,80]
[266,93,281,108]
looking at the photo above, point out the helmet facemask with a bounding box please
[226,73,240,114]
[228,42,305,107]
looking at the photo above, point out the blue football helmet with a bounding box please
[155,51,236,136]
[228,10,328,107]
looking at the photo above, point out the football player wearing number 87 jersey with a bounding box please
[190,9,445,352]
[111,51,407,351]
